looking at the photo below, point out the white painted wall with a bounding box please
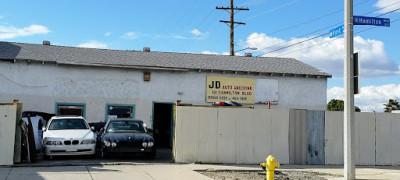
[0,61,327,125]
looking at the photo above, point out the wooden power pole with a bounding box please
[216,0,249,56]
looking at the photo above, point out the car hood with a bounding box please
[103,133,153,142]
[43,129,95,140]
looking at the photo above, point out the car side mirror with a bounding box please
[100,127,104,133]
[42,127,46,131]
[91,126,95,131]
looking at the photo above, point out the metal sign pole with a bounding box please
[344,0,355,179]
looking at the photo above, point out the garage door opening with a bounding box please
[152,102,174,149]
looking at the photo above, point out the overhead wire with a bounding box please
[175,0,221,52]
[244,0,301,20]
[274,18,400,58]
[254,4,400,57]
[237,0,372,45]
[238,0,271,8]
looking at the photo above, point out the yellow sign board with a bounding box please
[206,76,255,104]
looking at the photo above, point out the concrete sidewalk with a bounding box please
[1,164,400,180]
[280,165,400,180]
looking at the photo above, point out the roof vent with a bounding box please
[143,47,150,52]
[245,53,252,57]
[42,40,51,45]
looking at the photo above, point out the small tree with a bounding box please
[327,99,361,112]
[327,99,344,111]
[384,99,400,113]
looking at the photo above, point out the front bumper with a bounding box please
[44,144,96,156]
[102,146,155,156]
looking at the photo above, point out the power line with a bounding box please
[238,0,271,8]
[254,5,400,57]
[244,0,301,20]
[237,0,372,45]
[273,17,400,58]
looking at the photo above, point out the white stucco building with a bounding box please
[0,41,331,147]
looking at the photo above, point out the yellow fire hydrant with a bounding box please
[260,155,279,180]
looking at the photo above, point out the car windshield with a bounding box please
[48,119,89,130]
[106,121,146,133]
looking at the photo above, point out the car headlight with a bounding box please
[148,142,154,147]
[104,140,111,147]
[46,141,62,145]
[142,142,148,147]
[111,142,117,148]
[81,140,96,144]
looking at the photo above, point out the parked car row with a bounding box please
[42,116,156,159]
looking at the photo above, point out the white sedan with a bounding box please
[42,116,96,158]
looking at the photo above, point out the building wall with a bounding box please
[0,61,327,124]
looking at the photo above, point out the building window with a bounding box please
[105,104,135,121]
[55,102,86,118]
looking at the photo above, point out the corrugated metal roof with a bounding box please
[0,41,331,77]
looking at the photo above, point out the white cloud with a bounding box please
[0,25,50,39]
[191,29,202,36]
[174,35,186,39]
[77,41,108,49]
[246,33,400,78]
[202,51,219,55]
[175,29,209,40]
[104,32,111,37]
[201,51,237,56]
[328,84,400,112]
[122,32,137,39]
[375,0,400,13]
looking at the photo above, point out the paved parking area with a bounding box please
[3,148,400,180]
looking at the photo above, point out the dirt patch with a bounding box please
[198,169,337,180]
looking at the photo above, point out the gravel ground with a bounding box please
[198,169,336,180]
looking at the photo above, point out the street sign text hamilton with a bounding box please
[353,16,390,27]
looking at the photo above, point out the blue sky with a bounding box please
[1,0,399,111]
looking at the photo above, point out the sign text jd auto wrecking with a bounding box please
[206,76,255,104]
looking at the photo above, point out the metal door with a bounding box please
[307,110,325,165]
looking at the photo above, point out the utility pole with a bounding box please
[344,0,355,179]
[216,0,249,56]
